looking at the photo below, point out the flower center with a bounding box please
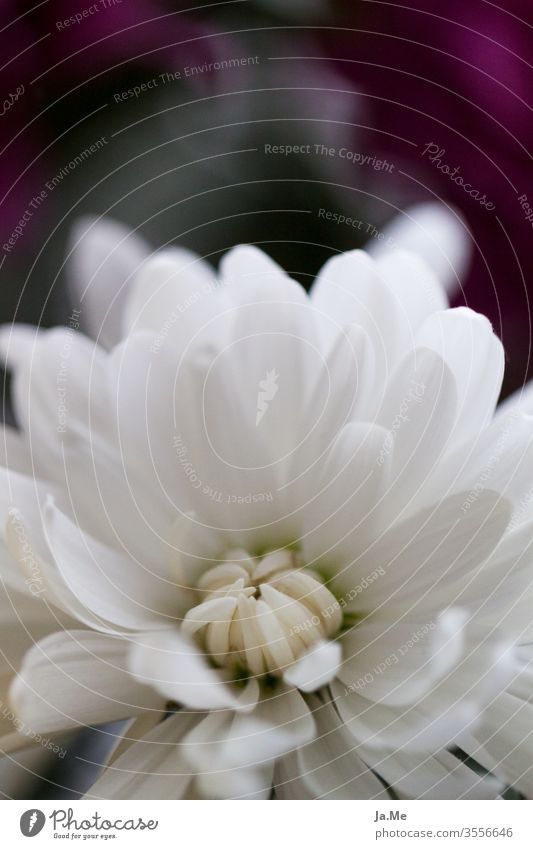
[182,549,342,678]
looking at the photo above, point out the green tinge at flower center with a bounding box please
[182,549,342,678]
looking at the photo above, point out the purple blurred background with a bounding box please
[0,0,531,381]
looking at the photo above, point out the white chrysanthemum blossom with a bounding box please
[1,204,533,800]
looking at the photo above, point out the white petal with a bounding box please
[127,630,238,711]
[181,710,274,799]
[405,408,533,522]
[182,682,315,798]
[334,489,510,613]
[248,682,315,753]
[10,630,163,734]
[182,597,237,639]
[496,377,533,418]
[284,640,341,692]
[369,202,470,297]
[162,290,321,541]
[0,584,73,749]
[308,323,377,428]
[68,217,150,349]
[122,247,216,340]
[359,746,501,800]
[216,246,320,466]
[310,249,406,368]
[4,505,132,634]
[272,750,315,798]
[458,522,533,637]
[302,421,393,569]
[459,693,533,798]
[86,712,198,799]
[377,347,457,509]
[43,500,178,631]
[454,411,533,522]
[219,243,292,291]
[0,327,110,480]
[285,323,380,511]
[374,249,448,327]
[275,697,389,800]
[339,610,467,707]
[197,764,273,799]
[215,683,314,768]
[416,308,504,443]
[0,324,38,373]
[0,514,35,595]
[109,331,283,545]
[332,634,516,751]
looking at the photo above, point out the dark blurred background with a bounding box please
[1,0,532,392]
[0,0,532,794]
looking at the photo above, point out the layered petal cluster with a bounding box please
[1,206,532,799]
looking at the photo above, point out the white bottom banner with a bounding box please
[1,800,531,848]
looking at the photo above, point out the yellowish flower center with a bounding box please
[183,549,342,678]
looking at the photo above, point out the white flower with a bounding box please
[1,204,533,800]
